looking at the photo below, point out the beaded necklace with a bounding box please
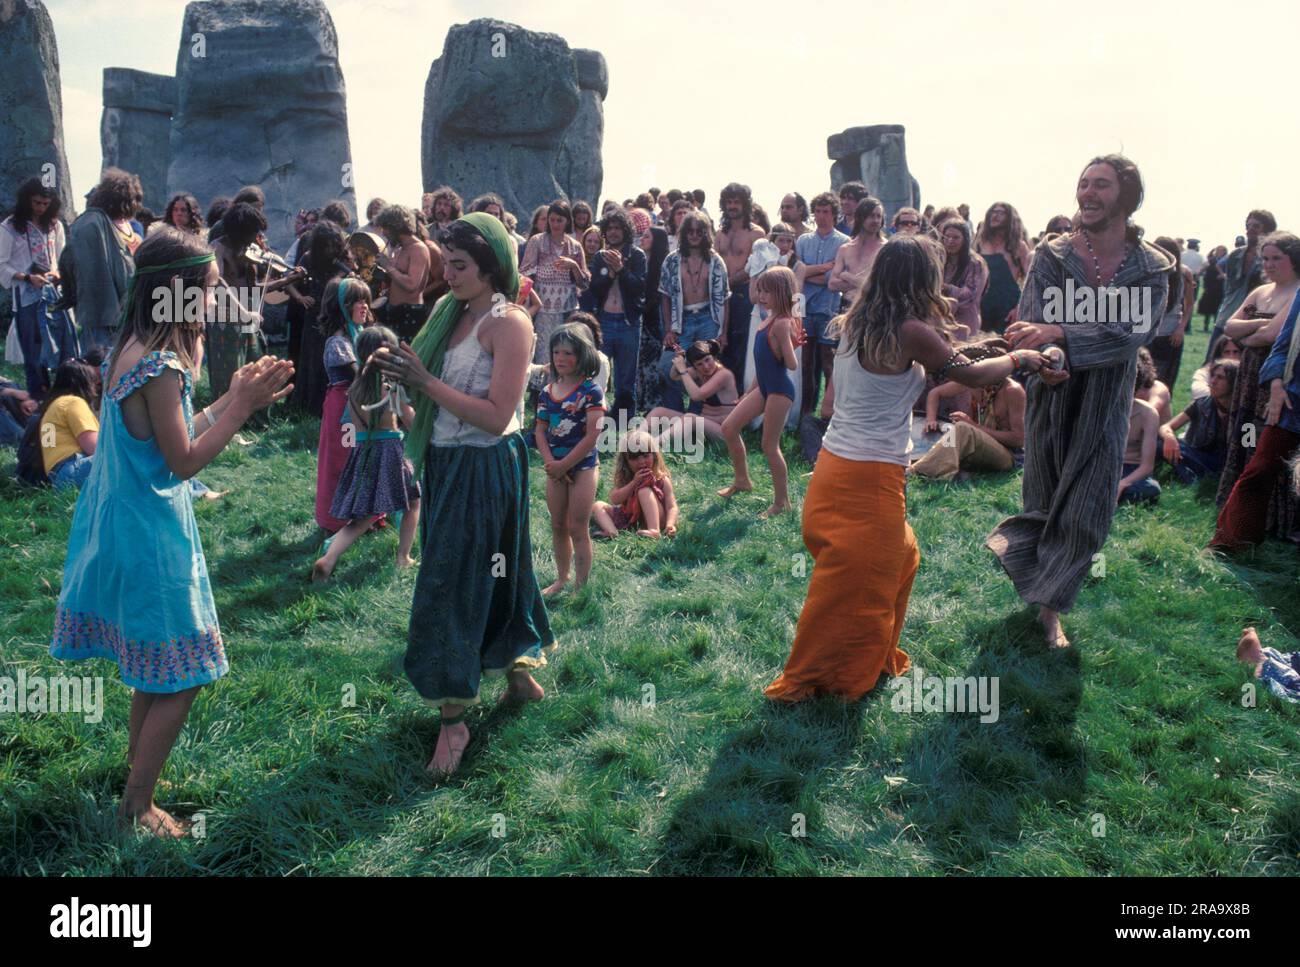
[1079,229,1129,288]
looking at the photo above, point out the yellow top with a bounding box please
[41,395,99,474]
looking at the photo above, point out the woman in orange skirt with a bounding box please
[766,236,1062,702]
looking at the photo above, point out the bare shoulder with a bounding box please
[484,303,534,343]
[1133,396,1159,421]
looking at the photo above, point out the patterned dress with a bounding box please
[520,232,588,363]
[51,351,226,693]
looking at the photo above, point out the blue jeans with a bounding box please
[599,310,640,416]
[14,300,49,398]
[1119,463,1161,504]
[51,452,94,490]
[1166,441,1224,484]
[659,308,720,412]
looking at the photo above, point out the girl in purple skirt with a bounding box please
[312,326,421,580]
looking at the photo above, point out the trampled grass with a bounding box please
[1,327,1297,875]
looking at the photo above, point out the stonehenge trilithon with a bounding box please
[0,0,76,217]
[102,69,177,214]
[167,0,355,251]
[423,19,605,219]
[828,124,920,222]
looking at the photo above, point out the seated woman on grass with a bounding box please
[593,428,679,539]
[645,338,738,450]
[36,357,101,490]
[1160,358,1237,483]
[912,338,1025,480]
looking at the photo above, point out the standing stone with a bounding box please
[102,69,176,214]
[168,0,355,252]
[422,19,586,221]
[0,0,75,216]
[828,124,920,222]
[555,48,607,207]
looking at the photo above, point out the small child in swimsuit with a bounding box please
[536,323,607,596]
[593,429,679,539]
[312,326,421,581]
[718,266,799,518]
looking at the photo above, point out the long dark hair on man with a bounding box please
[1080,154,1145,243]
[718,182,753,231]
[88,168,143,221]
[852,196,885,241]
[676,212,714,259]
[305,220,351,283]
[110,228,214,375]
[1153,236,1183,312]
[11,177,61,232]
[833,235,957,370]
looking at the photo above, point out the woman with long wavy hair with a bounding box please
[975,201,1031,333]
[765,235,1058,703]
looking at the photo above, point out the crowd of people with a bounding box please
[4,154,1298,837]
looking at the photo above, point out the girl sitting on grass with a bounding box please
[312,326,421,580]
[593,429,679,538]
[49,229,294,837]
[717,265,799,518]
[535,323,606,597]
[35,357,102,490]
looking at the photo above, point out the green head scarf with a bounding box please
[405,211,520,469]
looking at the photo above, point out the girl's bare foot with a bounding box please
[542,578,568,598]
[427,719,470,776]
[118,802,188,839]
[1237,627,1264,670]
[1038,607,1070,649]
[500,671,545,706]
[396,555,416,569]
[199,489,230,501]
[760,502,791,519]
[717,482,753,498]
[310,558,333,583]
[594,528,618,540]
[636,528,661,538]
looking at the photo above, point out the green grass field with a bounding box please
[2,326,1298,876]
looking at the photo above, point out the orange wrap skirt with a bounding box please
[765,449,916,702]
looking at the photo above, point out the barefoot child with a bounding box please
[1237,627,1300,703]
[535,322,606,596]
[718,265,798,517]
[312,326,421,580]
[49,230,294,836]
[593,429,679,538]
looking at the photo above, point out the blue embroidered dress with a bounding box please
[50,351,227,693]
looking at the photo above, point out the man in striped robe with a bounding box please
[987,155,1174,648]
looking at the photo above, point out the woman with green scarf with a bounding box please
[372,213,553,776]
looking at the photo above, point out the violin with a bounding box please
[243,243,307,304]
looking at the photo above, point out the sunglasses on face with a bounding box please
[898,220,919,227]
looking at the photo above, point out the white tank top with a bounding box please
[820,347,925,466]
[431,307,521,447]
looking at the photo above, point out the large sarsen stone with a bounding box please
[102,69,176,214]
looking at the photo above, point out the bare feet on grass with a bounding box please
[1237,626,1264,672]
[395,555,416,569]
[1038,607,1070,649]
[760,502,791,519]
[716,481,753,498]
[427,718,470,776]
[198,489,230,501]
[542,578,568,598]
[118,801,189,839]
[636,528,661,539]
[499,670,545,706]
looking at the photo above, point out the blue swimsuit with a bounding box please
[754,322,795,400]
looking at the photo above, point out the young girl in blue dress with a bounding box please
[49,229,294,837]
[311,325,422,580]
[535,323,606,597]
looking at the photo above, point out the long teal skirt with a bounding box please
[404,433,554,707]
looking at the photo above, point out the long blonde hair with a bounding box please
[613,429,670,488]
[831,235,957,369]
[754,265,797,321]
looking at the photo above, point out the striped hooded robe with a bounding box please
[987,233,1174,613]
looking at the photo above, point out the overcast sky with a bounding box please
[47,0,1294,250]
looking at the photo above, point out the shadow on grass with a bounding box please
[891,608,1085,871]
[653,697,868,875]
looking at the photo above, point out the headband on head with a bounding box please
[117,252,216,330]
